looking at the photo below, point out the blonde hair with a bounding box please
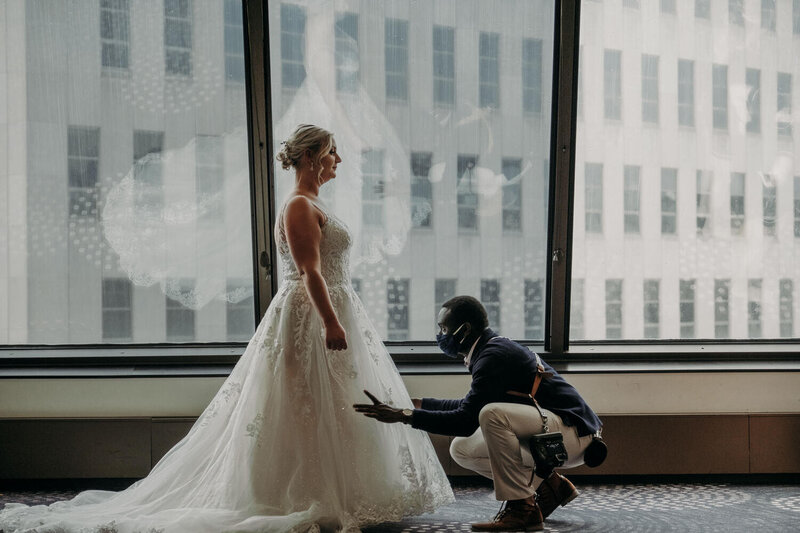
[276,124,334,178]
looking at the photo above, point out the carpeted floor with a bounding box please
[2,477,799,532]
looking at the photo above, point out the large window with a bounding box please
[361,150,385,227]
[100,0,130,70]
[196,135,224,222]
[730,0,745,26]
[164,0,192,77]
[385,19,409,101]
[731,172,746,235]
[269,2,553,343]
[678,59,694,127]
[604,49,622,120]
[524,279,544,340]
[696,0,711,19]
[748,280,763,339]
[133,130,165,213]
[643,280,660,339]
[574,1,799,342]
[661,168,677,235]
[457,155,479,231]
[713,64,728,130]
[780,279,794,338]
[522,39,543,113]
[696,171,712,235]
[410,152,433,228]
[166,279,196,341]
[746,68,761,134]
[795,0,800,35]
[435,279,456,320]
[335,12,359,94]
[795,177,800,237]
[502,158,522,232]
[482,280,501,331]
[715,280,731,339]
[763,177,777,236]
[10,1,800,359]
[778,72,792,137]
[762,0,777,31]
[585,163,603,233]
[67,126,100,219]
[641,54,659,124]
[102,278,132,341]
[680,280,696,339]
[623,166,640,234]
[606,279,623,340]
[281,3,306,89]
[2,1,253,345]
[224,0,245,82]
[433,25,455,106]
[479,33,500,108]
[387,279,410,341]
[226,280,255,341]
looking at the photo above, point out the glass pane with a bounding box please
[573,2,799,341]
[269,1,554,342]
[1,1,254,344]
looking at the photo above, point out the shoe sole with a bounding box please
[561,487,580,507]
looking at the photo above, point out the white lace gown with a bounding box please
[0,199,454,533]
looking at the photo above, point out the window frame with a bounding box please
[4,0,799,374]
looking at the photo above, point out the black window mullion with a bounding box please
[245,0,276,324]
[546,0,581,355]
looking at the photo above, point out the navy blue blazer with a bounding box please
[411,328,602,438]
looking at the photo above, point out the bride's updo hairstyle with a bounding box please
[276,124,334,175]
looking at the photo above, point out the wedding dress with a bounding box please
[0,197,455,532]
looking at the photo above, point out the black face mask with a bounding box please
[436,323,467,358]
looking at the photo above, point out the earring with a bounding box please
[310,163,315,172]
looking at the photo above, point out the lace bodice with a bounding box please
[277,197,352,286]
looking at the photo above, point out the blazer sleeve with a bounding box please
[411,357,499,437]
[420,397,462,411]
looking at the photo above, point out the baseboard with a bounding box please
[0,414,798,479]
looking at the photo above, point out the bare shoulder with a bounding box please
[284,194,324,227]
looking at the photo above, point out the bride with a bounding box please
[0,124,454,532]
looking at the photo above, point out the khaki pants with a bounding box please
[450,402,593,501]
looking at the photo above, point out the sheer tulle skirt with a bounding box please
[0,281,454,532]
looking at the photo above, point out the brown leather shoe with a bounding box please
[471,499,544,531]
[536,472,579,519]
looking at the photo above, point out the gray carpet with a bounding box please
[2,477,799,532]
[364,477,800,532]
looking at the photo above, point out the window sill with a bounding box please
[1,343,798,378]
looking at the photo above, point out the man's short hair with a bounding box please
[441,295,489,331]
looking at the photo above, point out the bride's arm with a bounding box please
[284,196,347,351]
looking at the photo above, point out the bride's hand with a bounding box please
[325,321,348,351]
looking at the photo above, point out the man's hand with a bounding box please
[412,398,422,408]
[353,390,411,424]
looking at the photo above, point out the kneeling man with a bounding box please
[355,295,603,532]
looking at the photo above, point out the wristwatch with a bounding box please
[401,408,414,424]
